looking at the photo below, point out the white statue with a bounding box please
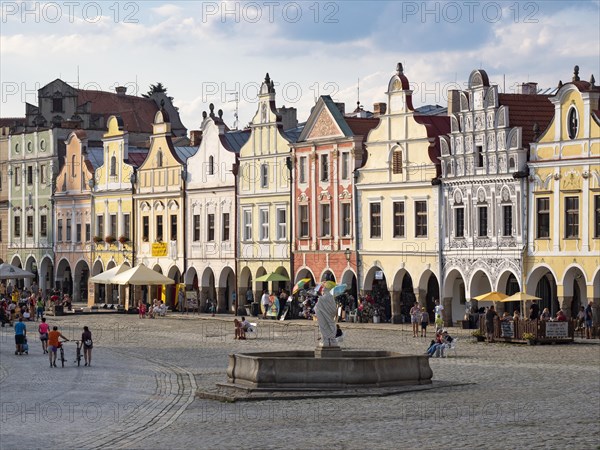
[315,288,338,347]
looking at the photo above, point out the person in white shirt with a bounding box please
[260,291,271,319]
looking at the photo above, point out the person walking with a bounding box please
[410,302,420,337]
[485,305,499,343]
[14,317,26,355]
[420,307,429,338]
[36,297,45,321]
[38,317,49,354]
[48,326,69,368]
[261,290,270,319]
[82,326,93,366]
[585,301,594,339]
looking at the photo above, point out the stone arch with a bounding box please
[274,266,290,294]
[218,266,236,313]
[444,268,467,326]
[184,266,197,286]
[320,269,336,283]
[527,265,559,317]
[363,265,387,292]
[38,255,53,293]
[593,268,600,306]
[201,267,216,311]
[419,270,440,321]
[391,268,414,323]
[295,267,315,284]
[73,259,90,303]
[255,266,267,296]
[561,264,587,318]
[363,265,390,321]
[340,269,357,301]
[10,255,22,268]
[469,269,492,301]
[166,265,182,309]
[496,270,520,314]
[55,258,72,296]
[24,255,39,288]
[239,266,254,303]
[92,259,104,304]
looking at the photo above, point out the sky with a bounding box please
[1,1,599,131]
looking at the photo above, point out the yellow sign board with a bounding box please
[152,242,168,257]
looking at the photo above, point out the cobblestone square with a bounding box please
[1,314,599,449]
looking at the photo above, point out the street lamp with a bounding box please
[345,248,351,263]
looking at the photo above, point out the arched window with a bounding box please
[208,155,214,175]
[509,157,515,170]
[71,155,76,177]
[110,155,117,176]
[157,151,163,167]
[392,149,402,174]
[446,162,452,176]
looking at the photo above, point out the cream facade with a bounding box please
[237,74,295,300]
[526,66,600,320]
[357,64,449,323]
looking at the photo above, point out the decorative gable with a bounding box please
[307,109,342,140]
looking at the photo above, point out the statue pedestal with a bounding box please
[315,346,342,358]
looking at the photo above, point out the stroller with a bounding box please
[22,337,29,354]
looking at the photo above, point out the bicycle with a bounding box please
[57,340,67,368]
[73,340,82,366]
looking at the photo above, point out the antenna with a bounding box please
[226,92,239,130]
[357,77,360,106]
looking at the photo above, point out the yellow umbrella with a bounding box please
[473,291,509,302]
[501,292,541,302]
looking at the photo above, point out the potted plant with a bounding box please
[471,330,485,342]
[104,235,116,245]
[93,236,104,244]
[118,235,129,244]
[523,332,536,345]
[156,236,163,242]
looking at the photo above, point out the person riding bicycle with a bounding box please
[48,326,69,368]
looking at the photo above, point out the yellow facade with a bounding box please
[357,65,447,322]
[237,74,293,299]
[90,116,136,305]
[526,73,600,319]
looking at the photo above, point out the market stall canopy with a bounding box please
[89,263,131,284]
[0,263,35,280]
[501,292,541,302]
[292,278,311,294]
[473,291,509,302]
[255,272,290,282]
[110,264,175,286]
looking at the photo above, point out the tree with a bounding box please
[143,82,168,98]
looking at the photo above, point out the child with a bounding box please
[139,302,146,319]
[420,307,429,338]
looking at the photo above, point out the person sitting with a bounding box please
[555,310,567,322]
[501,311,512,322]
[513,310,521,321]
[234,319,245,340]
[427,331,443,356]
[540,308,551,321]
[241,317,251,333]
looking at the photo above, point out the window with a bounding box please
[341,203,351,237]
[170,214,177,240]
[503,205,513,237]
[341,152,350,180]
[243,210,252,241]
[157,151,163,167]
[40,165,46,184]
[70,155,76,178]
[595,195,600,238]
[26,216,34,237]
[259,209,269,241]
[66,219,72,241]
[476,145,483,168]
[321,204,331,237]
[27,166,33,185]
[478,206,488,237]
[123,214,130,239]
[415,201,428,237]
[455,208,465,238]
[370,203,381,238]
[15,143,19,154]
[193,215,200,241]
[223,213,230,241]
[52,97,63,112]
[14,167,20,186]
[299,205,309,237]
[142,216,149,241]
[85,223,91,241]
[110,156,116,176]
[27,141,32,152]
[299,156,307,183]
[14,216,21,238]
[41,215,47,237]
[276,209,286,240]
[393,201,405,238]
[320,154,329,181]
[76,223,82,242]
[156,215,163,240]
[57,219,63,242]
[208,156,214,175]
[207,214,215,241]
[97,215,104,238]
[260,164,268,188]
[392,150,402,174]
[110,214,117,237]
[565,196,579,238]
[536,198,550,238]
[567,107,578,140]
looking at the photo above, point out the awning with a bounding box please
[110,264,175,286]
[89,263,131,284]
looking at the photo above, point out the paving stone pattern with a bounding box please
[1,314,598,449]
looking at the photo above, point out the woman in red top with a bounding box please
[38,317,49,354]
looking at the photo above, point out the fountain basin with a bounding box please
[227,351,432,390]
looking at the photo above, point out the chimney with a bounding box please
[190,130,202,146]
[447,90,460,115]
[518,82,538,95]
[373,102,387,117]
[277,106,298,131]
[115,86,127,96]
[334,102,346,115]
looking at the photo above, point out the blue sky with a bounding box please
[1,1,599,129]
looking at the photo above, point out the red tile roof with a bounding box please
[414,115,451,175]
[0,117,25,127]
[127,150,149,168]
[498,94,554,145]
[345,117,380,139]
[77,90,158,134]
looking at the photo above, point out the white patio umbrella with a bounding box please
[89,263,131,284]
[0,263,35,280]
[110,264,175,286]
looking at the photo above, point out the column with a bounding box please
[390,290,402,324]
[217,287,227,313]
[442,297,453,326]
[558,296,572,318]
